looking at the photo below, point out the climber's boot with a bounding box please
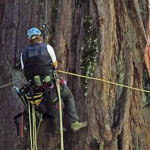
[71,121,87,132]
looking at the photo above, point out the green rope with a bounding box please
[28,102,33,150]
[36,114,43,136]
[32,105,36,150]
[28,102,39,150]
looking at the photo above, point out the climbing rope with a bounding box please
[36,114,43,136]
[28,101,39,150]
[28,101,33,150]
[0,80,20,89]
[58,70,150,93]
[54,73,64,150]
[32,104,37,150]
[1,69,150,93]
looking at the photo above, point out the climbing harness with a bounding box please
[25,91,45,106]
[14,84,43,149]
[14,75,64,150]
[14,71,65,149]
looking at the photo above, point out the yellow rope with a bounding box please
[58,70,150,93]
[32,105,37,150]
[28,102,38,150]
[36,114,42,136]
[55,73,64,150]
[28,102,33,150]
[0,80,20,89]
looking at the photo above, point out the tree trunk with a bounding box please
[0,0,150,150]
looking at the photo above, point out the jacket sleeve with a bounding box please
[47,44,58,69]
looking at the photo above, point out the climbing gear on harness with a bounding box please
[14,110,29,138]
[14,86,28,112]
[14,101,42,150]
[34,75,53,87]
[43,75,52,83]
[27,27,42,39]
[34,75,42,87]
[17,83,45,107]
[25,92,45,106]
[70,120,87,132]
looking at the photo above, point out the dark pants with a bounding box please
[60,84,79,123]
[36,83,79,124]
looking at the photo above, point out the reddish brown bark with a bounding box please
[0,0,150,150]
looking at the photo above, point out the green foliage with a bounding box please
[80,14,99,96]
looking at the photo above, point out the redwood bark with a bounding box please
[0,0,150,150]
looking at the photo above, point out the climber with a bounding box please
[20,27,87,132]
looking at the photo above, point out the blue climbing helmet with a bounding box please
[27,27,42,39]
